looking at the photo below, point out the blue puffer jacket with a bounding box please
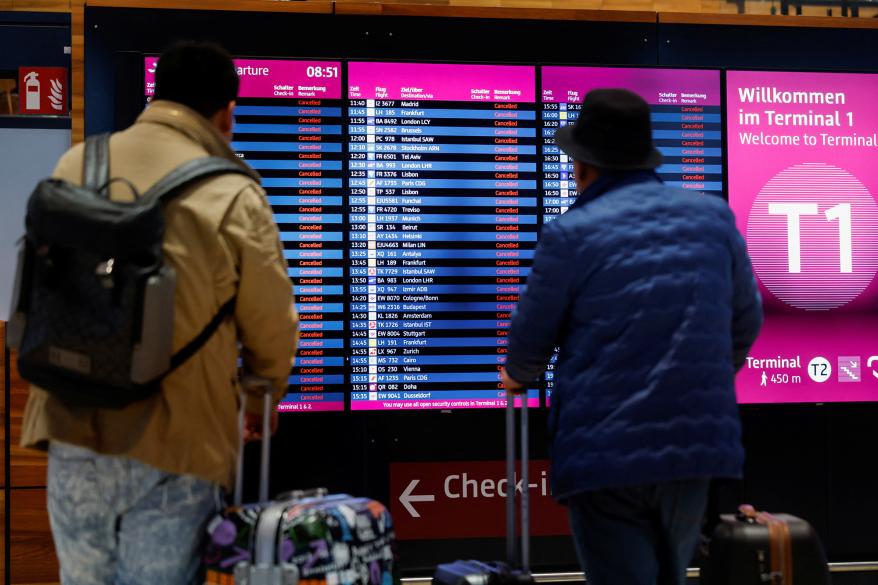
[505,172,762,501]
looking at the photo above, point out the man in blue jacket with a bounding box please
[502,89,762,585]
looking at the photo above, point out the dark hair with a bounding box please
[153,41,239,119]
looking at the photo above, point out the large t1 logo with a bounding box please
[767,202,852,274]
[746,162,878,310]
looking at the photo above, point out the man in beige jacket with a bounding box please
[21,43,299,585]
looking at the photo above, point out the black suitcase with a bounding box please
[432,394,535,585]
[702,504,830,585]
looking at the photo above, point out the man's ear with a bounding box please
[573,159,585,181]
[212,100,236,140]
[573,159,600,192]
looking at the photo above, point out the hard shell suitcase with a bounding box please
[432,394,535,585]
[701,505,830,585]
[202,379,396,585]
[204,490,396,585]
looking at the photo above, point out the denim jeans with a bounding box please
[567,479,709,585]
[47,441,222,585]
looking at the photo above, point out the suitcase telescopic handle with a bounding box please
[275,487,330,501]
[506,392,515,564]
[234,375,275,507]
[506,390,530,572]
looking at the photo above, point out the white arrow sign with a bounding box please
[399,479,435,518]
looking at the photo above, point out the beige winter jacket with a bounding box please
[20,100,299,488]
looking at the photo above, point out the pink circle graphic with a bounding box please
[747,163,878,311]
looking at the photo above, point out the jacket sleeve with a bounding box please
[505,220,576,384]
[52,142,85,181]
[729,223,763,371]
[221,184,299,411]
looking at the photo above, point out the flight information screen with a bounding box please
[146,57,345,412]
[540,66,724,202]
[144,58,732,411]
[346,62,540,410]
[539,66,725,404]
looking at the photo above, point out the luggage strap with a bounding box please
[739,505,793,585]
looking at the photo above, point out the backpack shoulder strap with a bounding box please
[141,157,259,205]
[171,295,237,372]
[142,157,257,383]
[82,133,111,193]
[146,295,237,387]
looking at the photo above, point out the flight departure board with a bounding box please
[234,61,346,412]
[541,66,724,200]
[346,62,541,410]
[539,66,725,404]
[147,57,346,412]
[144,58,727,412]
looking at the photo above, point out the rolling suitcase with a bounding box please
[701,504,830,585]
[432,393,535,585]
[203,379,396,585]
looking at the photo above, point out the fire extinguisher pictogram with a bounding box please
[24,71,40,111]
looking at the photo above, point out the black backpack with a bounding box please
[6,133,257,408]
